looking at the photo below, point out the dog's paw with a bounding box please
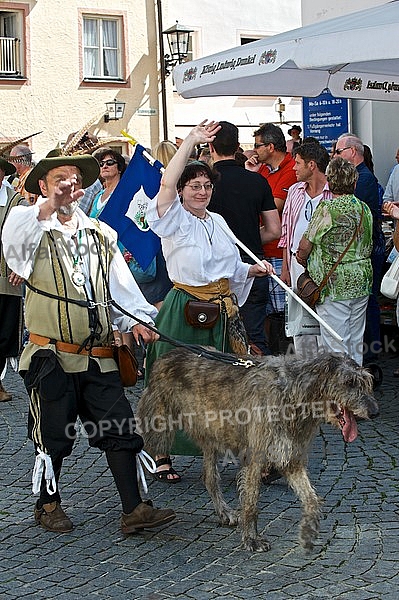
[241,536,271,552]
[300,538,315,551]
[299,523,319,551]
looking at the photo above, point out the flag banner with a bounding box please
[99,144,163,269]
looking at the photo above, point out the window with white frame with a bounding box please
[83,16,123,80]
[0,9,24,77]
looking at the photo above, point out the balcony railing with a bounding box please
[0,37,21,76]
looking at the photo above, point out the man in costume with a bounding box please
[2,150,175,534]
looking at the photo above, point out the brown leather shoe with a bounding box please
[34,501,73,533]
[121,502,176,534]
[0,382,12,402]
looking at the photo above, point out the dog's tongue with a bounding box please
[342,408,358,442]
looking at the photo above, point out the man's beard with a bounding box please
[57,201,79,216]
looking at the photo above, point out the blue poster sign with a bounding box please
[302,90,349,154]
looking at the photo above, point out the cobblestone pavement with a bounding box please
[1,352,398,600]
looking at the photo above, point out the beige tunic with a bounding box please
[21,225,117,373]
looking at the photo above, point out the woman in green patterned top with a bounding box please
[296,157,373,365]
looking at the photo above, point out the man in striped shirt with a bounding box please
[278,141,332,357]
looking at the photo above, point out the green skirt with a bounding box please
[144,287,233,455]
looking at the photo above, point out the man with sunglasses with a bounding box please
[334,134,385,363]
[245,123,296,326]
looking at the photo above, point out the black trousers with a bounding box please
[239,271,271,355]
[25,353,144,510]
[25,353,143,460]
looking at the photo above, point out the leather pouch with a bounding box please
[184,300,220,329]
[113,344,139,387]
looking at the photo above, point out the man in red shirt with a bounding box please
[246,123,296,317]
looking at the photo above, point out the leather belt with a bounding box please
[29,333,114,358]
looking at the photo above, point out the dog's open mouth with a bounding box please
[336,406,358,442]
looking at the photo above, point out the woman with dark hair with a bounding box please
[144,121,274,482]
[89,147,126,217]
[286,124,302,155]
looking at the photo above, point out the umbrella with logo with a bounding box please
[174,1,399,102]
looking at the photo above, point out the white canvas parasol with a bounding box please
[174,1,399,102]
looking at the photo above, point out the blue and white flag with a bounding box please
[99,144,163,269]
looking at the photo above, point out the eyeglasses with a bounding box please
[185,183,214,192]
[334,147,352,155]
[99,159,118,167]
[254,142,271,149]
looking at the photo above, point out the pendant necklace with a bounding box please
[196,212,215,245]
[71,231,87,287]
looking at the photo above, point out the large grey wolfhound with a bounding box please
[137,349,379,552]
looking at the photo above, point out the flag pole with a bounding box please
[121,130,165,173]
[215,220,343,343]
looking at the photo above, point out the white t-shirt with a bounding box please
[291,191,324,253]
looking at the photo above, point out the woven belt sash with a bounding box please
[29,333,114,358]
[173,279,238,318]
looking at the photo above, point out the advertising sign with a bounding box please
[302,90,349,153]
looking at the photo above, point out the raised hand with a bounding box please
[245,154,261,173]
[51,176,84,211]
[189,120,221,145]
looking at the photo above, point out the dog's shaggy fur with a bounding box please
[137,350,379,552]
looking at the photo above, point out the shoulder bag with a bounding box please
[297,203,364,308]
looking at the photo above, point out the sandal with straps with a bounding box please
[153,456,182,484]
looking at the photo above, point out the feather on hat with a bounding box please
[24,114,126,194]
[0,131,42,161]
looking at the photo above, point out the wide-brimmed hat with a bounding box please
[288,125,302,136]
[25,148,100,195]
[0,156,16,176]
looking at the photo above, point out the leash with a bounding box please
[110,295,256,369]
[24,280,256,369]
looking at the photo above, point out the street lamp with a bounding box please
[104,99,126,123]
[156,0,193,140]
[163,22,193,77]
[275,97,285,124]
